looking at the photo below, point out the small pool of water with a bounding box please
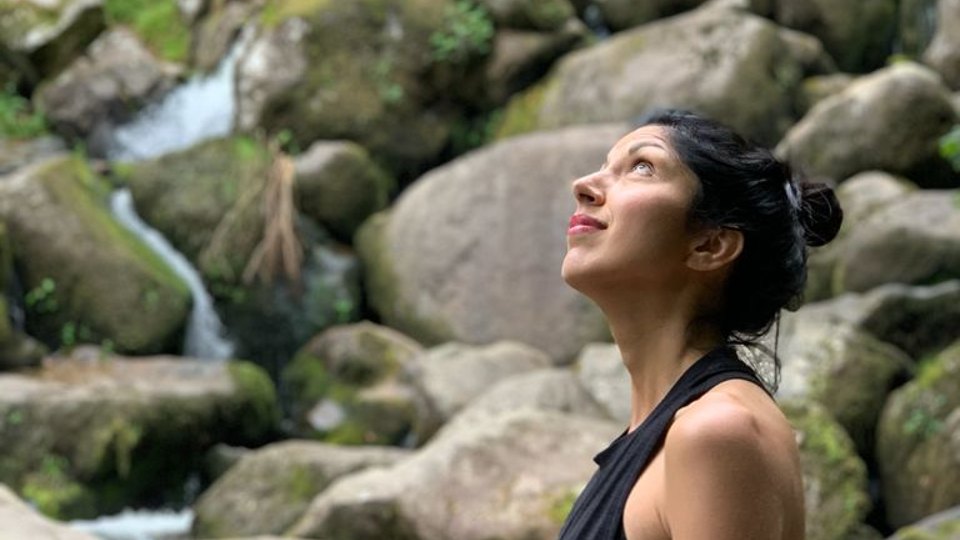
[69,508,193,540]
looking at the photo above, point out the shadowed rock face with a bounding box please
[0,485,98,540]
[923,0,960,90]
[356,123,624,363]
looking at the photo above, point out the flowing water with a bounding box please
[70,509,193,540]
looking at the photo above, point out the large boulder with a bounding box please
[120,136,363,366]
[35,27,181,143]
[406,341,552,440]
[877,340,960,529]
[0,0,105,80]
[0,155,190,354]
[355,123,621,362]
[764,0,897,72]
[192,441,410,538]
[574,342,631,423]
[496,2,832,145]
[781,400,871,540]
[829,189,960,294]
[777,62,958,187]
[190,1,258,72]
[293,140,394,242]
[288,409,621,540]
[924,0,960,90]
[0,135,66,176]
[236,0,493,171]
[0,222,47,370]
[281,321,423,445]
[0,484,97,539]
[0,346,279,519]
[776,299,914,456]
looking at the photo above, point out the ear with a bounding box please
[686,227,743,272]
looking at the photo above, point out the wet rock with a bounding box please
[497,2,831,145]
[288,409,621,540]
[765,0,897,72]
[355,124,622,362]
[407,341,552,441]
[281,321,423,445]
[781,399,871,540]
[191,2,256,72]
[0,0,105,80]
[923,0,960,90]
[777,62,958,187]
[0,484,97,539]
[0,347,279,518]
[192,441,409,538]
[293,140,394,242]
[35,27,181,143]
[0,155,190,354]
[877,340,960,528]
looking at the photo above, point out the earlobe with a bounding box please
[687,228,743,271]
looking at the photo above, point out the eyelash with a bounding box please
[632,161,653,174]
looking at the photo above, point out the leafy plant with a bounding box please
[939,124,960,172]
[24,278,58,314]
[103,0,189,62]
[430,0,494,64]
[0,83,48,139]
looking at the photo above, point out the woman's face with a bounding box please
[561,125,701,294]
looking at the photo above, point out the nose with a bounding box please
[572,171,604,206]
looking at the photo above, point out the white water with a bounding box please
[70,508,193,540]
[110,189,234,360]
[104,26,253,162]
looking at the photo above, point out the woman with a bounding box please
[558,109,842,540]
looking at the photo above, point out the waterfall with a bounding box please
[110,189,234,360]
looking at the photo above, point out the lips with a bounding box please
[568,214,607,235]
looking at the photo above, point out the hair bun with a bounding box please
[798,182,843,247]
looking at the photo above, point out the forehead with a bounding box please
[607,125,678,160]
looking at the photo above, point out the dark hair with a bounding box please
[634,109,843,383]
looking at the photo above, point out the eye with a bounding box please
[631,161,653,174]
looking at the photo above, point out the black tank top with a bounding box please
[558,345,767,540]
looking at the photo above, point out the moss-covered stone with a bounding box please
[0,155,190,354]
[102,0,190,63]
[877,340,960,528]
[492,79,551,140]
[782,399,870,540]
[0,0,106,78]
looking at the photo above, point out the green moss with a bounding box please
[429,0,494,64]
[0,2,60,46]
[20,454,95,519]
[546,488,579,525]
[227,361,281,440]
[492,81,549,140]
[0,83,48,139]
[260,0,332,28]
[103,0,189,63]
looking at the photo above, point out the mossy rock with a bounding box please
[781,399,870,540]
[102,0,190,63]
[0,155,190,353]
[889,506,960,540]
[0,352,279,519]
[877,340,960,529]
[0,0,106,79]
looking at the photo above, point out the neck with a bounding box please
[592,286,722,432]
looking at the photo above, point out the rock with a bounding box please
[830,189,960,293]
[804,171,917,301]
[777,62,958,186]
[0,135,66,176]
[798,73,854,115]
[0,347,279,518]
[192,441,410,538]
[593,0,709,31]
[781,399,871,540]
[236,0,492,171]
[121,137,362,366]
[0,0,105,79]
[355,124,621,362]
[887,505,960,539]
[0,155,191,354]
[35,27,181,144]
[776,300,914,456]
[574,342,631,424]
[765,0,897,72]
[293,140,394,242]
[281,321,423,445]
[899,0,940,57]
[288,409,621,540]
[407,341,552,440]
[477,0,576,31]
[497,3,831,145]
[0,484,98,539]
[478,20,586,107]
[191,2,256,72]
[877,340,960,528]
[923,0,960,89]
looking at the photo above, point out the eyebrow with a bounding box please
[603,141,667,167]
